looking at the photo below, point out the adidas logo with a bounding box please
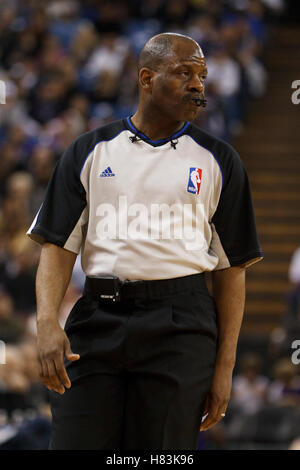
[99,166,115,177]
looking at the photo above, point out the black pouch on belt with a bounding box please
[84,276,122,302]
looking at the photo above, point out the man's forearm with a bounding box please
[35,243,79,393]
[36,243,77,325]
[211,266,246,370]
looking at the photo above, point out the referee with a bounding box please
[27,33,263,450]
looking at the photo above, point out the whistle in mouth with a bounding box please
[193,98,207,107]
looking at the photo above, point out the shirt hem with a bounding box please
[228,251,264,268]
[27,225,66,247]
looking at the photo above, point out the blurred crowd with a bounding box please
[0,0,294,450]
[197,353,300,449]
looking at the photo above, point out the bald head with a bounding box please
[135,32,207,123]
[138,33,204,72]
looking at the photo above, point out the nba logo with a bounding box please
[187,168,202,194]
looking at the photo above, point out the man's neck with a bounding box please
[131,108,185,141]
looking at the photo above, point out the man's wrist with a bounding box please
[215,351,236,371]
[37,313,60,327]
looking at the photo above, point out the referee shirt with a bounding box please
[27,117,263,281]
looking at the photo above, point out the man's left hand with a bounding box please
[200,365,233,432]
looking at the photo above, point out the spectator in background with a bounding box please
[0,291,25,344]
[206,43,242,139]
[193,81,227,140]
[27,70,71,125]
[1,196,29,246]
[47,0,83,52]
[0,342,51,450]
[82,30,131,103]
[0,345,30,399]
[27,146,56,215]
[230,353,269,415]
[2,236,39,315]
[5,171,34,219]
[0,0,271,152]
[285,246,300,332]
[187,13,219,54]
[267,245,300,366]
[71,21,98,66]
[268,359,300,408]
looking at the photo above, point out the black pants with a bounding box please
[49,274,218,450]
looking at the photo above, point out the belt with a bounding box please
[83,273,206,303]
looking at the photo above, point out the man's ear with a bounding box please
[139,67,154,91]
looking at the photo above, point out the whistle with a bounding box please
[193,98,207,107]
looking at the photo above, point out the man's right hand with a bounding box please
[37,319,80,394]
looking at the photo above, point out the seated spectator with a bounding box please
[2,237,38,315]
[70,21,98,66]
[231,353,269,415]
[206,43,242,139]
[0,291,25,344]
[27,70,70,124]
[0,341,50,449]
[0,345,30,397]
[268,359,300,407]
[285,246,300,332]
[5,171,34,222]
[82,30,131,102]
[27,145,56,215]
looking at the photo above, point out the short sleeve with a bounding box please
[27,139,88,254]
[211,147,263,269]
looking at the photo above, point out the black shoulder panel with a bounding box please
[186,122,263,267]
[71,119,126,177]
[27,120,126,248]
[186,122,244,189]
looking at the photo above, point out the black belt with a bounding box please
[83,273,206,303]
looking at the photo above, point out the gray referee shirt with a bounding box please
[27,117,263,281]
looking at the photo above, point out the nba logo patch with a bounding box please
[187,168,202,194]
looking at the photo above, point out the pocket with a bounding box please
[64,296,96,333]
[171,290,218,340]
[170,291,199,328]
[193,289,218,325]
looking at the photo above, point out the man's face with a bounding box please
[148,41,207,122]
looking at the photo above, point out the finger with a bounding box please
[64,340,80,362]
[200,401,220,431]
[201,415,219,431]
[200,414,212,431]
[200,397,210,429]
[200,415,218,431]
[201,403,226,431]
[38,357,52,391]
[54,353,71,389]
[201,407,221,431]
[46,360,65,394]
